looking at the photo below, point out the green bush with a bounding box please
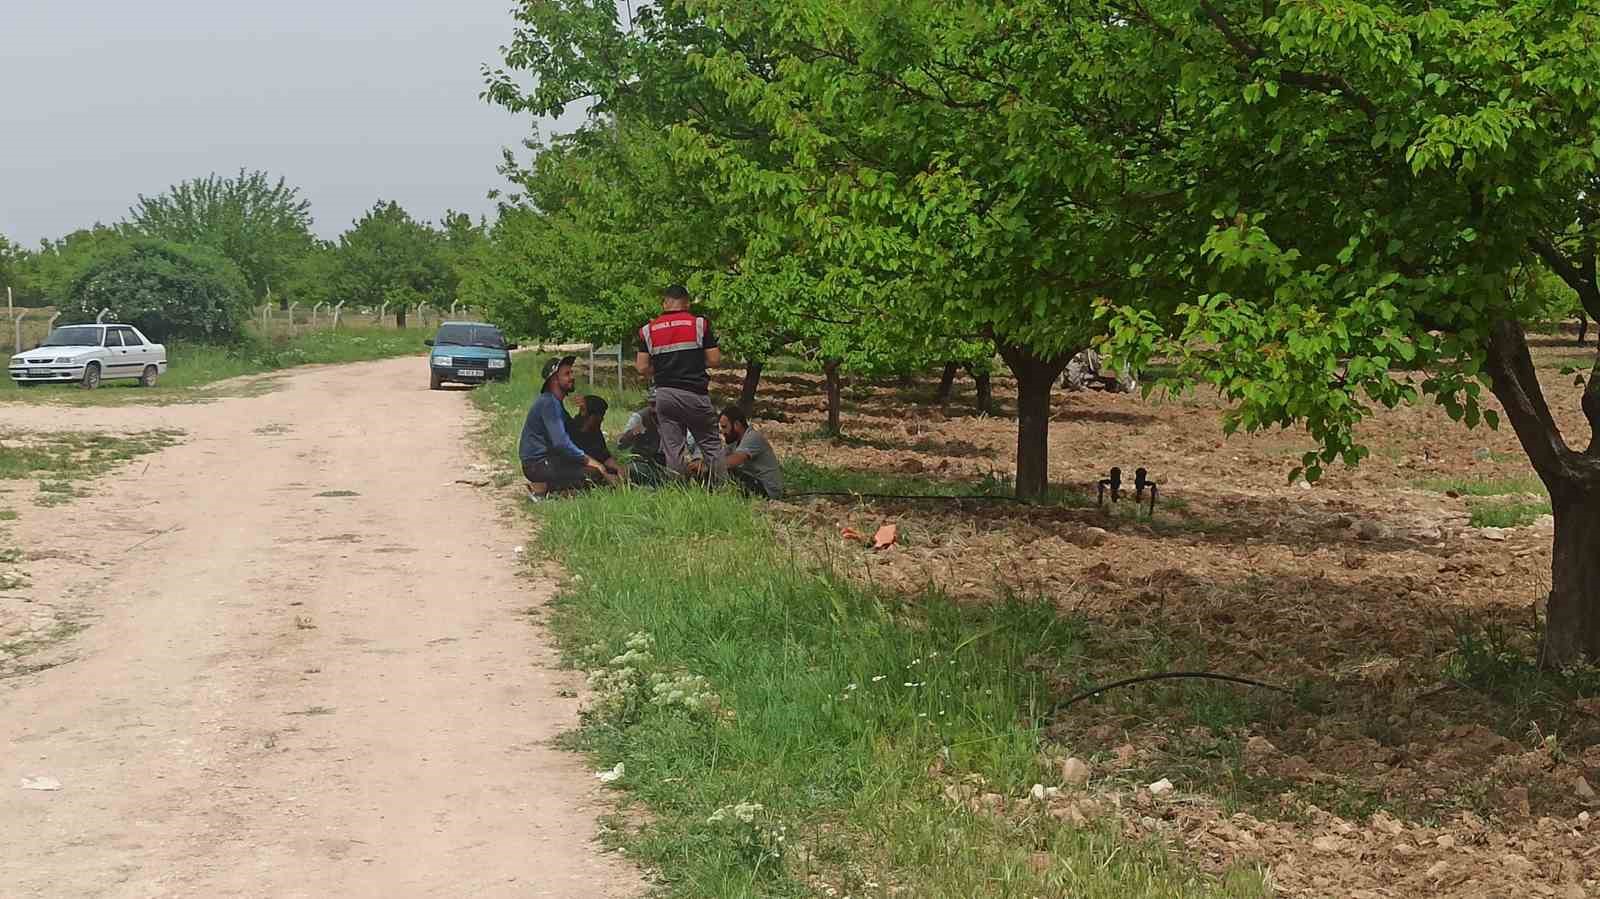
[63,238,252,343]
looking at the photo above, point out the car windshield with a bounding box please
[40,326,102,348]
[433,325,505,349]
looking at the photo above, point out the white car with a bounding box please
[9,323,168,389]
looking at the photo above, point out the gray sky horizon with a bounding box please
[2,0,587,246]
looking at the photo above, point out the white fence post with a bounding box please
[379,301,390,326]
[288,302,300,335]
[414,303,424,327]
[332,302,345,329]
[12,310,24,353]
[262,304,272,330]
[47,312,61,331]
[96,308,111,323]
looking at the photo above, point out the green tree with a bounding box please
[63,238,251,342]
[20,227,132,305]
[332,201,452,328]
[128,169,314,304]
[0,235,22,304]
[1085,0,1600,664]
[674,0,1194,496]
[487,0,970,414]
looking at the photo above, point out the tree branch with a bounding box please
[1482,319,1598,482]
[1530,235,1600,321]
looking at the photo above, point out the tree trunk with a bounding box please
[1578,314,1589,346]
[823,359,842,436]
[396,307,407,329]
[1544,488,1600,665]
[971,368,993,415]
[740,360,763,411]
[996,344,1070,500]
[1483,318,1600,666]
[935,361,958,404]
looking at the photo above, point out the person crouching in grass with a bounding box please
[518,355,611,500]
[567,395,623,484]
[720,405,784,499]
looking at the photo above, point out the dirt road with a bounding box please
[0,358,640,898]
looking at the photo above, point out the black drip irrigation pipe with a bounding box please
[784,491,1034,504]
[1040,671,1294,722]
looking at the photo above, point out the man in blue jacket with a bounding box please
[519,355,611,499]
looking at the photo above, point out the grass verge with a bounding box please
[1413,475,1546,497]
[1466,498,1553,528]
[473,370,1264,898]
[2,326,426,405]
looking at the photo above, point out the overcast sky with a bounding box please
[1,0,586,246]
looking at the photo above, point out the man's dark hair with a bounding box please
[720,405,748,428]
[663,284,691,302]
[583,395,609,421]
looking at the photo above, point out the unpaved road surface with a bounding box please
[0,358,641,898]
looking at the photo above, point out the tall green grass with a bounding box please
[473,370,1265,899]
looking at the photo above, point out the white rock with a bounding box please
[1030,783,1047,802]
[1479,528,1510,542]
[1059,757,1091,786]
[1147,778,1174,796]
[19,776,61,791]
[1533,515,1556,533]
[1311,836,1343,854]
[595,763,624,783]
[1575,776,1595,800]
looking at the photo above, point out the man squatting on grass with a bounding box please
[518,355,612,498]
[636,285,725,480]
[720,405,784,499]
[568,394,624,482]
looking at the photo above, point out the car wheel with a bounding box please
[429,371,444,390]
[80,363,102,390]
[139,365,160,387]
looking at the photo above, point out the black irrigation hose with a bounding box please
[1041,671,1295,721]
[785,490,1034,504]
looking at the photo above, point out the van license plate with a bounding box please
[459,369,485,378]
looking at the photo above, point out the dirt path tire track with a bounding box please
[0,358,641,898]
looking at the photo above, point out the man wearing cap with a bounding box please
[636,284,725,480]
[518,355,610,499]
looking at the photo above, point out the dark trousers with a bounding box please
[522,456,600,492]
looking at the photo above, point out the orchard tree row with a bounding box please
[477,0,1600,664]
[0,171,486,340]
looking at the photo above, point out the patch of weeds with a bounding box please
[0,429,182,505]
[0,509,16,521]
[254,423,292,435]
[1466,497,1552,528]
[1443,622,1600,738]
[287,706,336,716]
[0,619,87,678]
[1414,475,1546,497]
[314,490,360,498]
[35,481,82,507]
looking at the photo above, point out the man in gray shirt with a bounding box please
[719,405,784,500]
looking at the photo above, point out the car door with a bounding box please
[116,327,152,374]
[98,328,129,378]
